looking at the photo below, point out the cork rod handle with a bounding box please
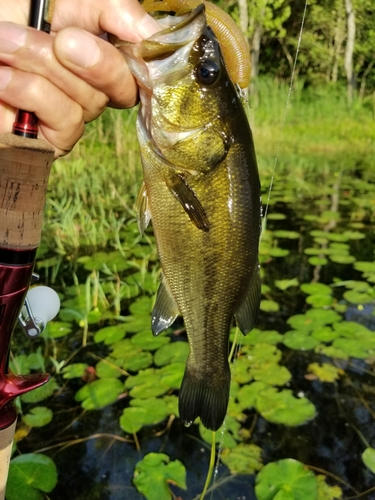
[0,133,55,250]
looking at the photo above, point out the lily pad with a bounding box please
[94,324,127,345]
[237,383,316,426]
[260,300,280,312]
[306,294,334,307]
[21,377,58,404]
[362,447,375,473]
[125,369,171,398]
[75,378,123,409]
[283,331,320,351]
[120,398,170,433]
[62,363,89,379]
[154,341,189,366]
[6,453,58,500]
[221,443,263,474]
[239,329,283,346]
[131,330,170,350]
[133,453,186,500]
[300,283,331,295]
[307,363,344,383]
[23,407,53,428]
[255,458,318,500]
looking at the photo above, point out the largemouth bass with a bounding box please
[113,4,261,431]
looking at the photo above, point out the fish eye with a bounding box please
[195,60,220,87]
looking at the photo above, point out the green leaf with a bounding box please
[311,326,339,343]
[21,378,58,404]
[300,283,331,295]
[283,331,320,351]
[238,384,316,426]
[237,329,283,345]
[62,363,89,379]
[111,339,153,371]
[316,474,342,499]
[329,254,356,264]
[221,443,263,474]
[273,230,300,239]
[120,407,147,433]
[6,454,58,500]
[275,278,299,290]
[343,290,374,304]
[120,397,170,433]
[255,459,318,500]
[22,407,53,428]
[154,342,189,366]
[308,256,328,266]
[75,378,123,409]
[306,294,334,307]
[354,261,375,274]
[125,369,171,398]
[43,321,72,339]
[362,447,375,473]
[199,415,242,449]
[133,453,186,500]
[96,358,124,378]
[94,324,127,345]
[307,363,344,383]
[131,330,170,350]
[260,300,280,312]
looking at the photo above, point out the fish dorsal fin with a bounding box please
[165,172,210,232]
[152,277,180,336]
[234,268,261,335]
[136,181,151,235]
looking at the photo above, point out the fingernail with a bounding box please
[0,22,27,53]
[136,14,160,39]
[0,67,12,90]
[57,29,101,68]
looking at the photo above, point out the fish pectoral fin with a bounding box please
[234,267,261,335]
[151,277,180,336]
[136,180,151,235]
[165,172,210,232]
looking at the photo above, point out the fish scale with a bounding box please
[112,4,261,430]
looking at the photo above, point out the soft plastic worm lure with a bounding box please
[142,0,251,90]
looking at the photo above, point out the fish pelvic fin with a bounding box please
[178,364,230,431]
[151,277,180,336]
[165,172,210,232]
[235,267,261,335]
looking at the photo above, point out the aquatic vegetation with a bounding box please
[5,80,375,499]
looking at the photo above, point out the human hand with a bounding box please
[0,0,159,157]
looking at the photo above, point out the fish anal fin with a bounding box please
[151,278,180,336]
[165,172,210,232]
[136,180,151,235]
[178,364,230,431]
[235,268,261,335]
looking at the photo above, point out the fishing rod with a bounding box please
[0,0,58,497]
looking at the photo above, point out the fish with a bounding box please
[112,3,261,431]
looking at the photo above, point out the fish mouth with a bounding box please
[110,5,206,86]
[140,4,206,61]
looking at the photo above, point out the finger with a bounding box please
[54,27,139,109]
[0,66,84,157]
[53,0,160,41]
[0,22,109,122]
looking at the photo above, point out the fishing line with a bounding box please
[205,4,309,497]
[262,0,309,226]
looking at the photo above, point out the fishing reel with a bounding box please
[18,274,60,338]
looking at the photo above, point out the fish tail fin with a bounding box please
[178,365,230,431]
